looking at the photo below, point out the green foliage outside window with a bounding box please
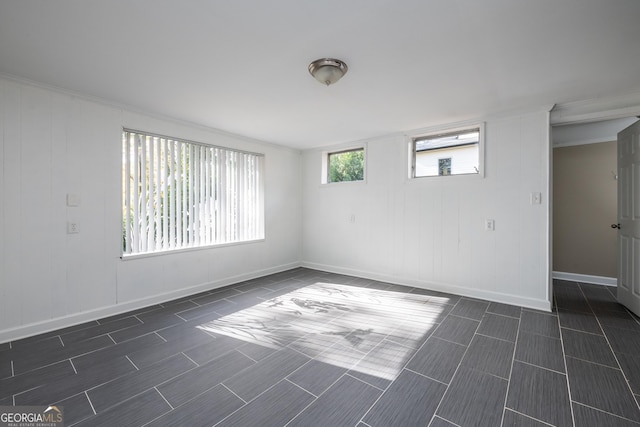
[328,149,364,183]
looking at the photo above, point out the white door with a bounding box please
[617,120,640,315]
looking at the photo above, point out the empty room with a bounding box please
[2,1,640,426]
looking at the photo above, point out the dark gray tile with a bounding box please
[562,328,617,367]
[436,366,508,427]
[506,361,572,427]
[573,402,640,427]
[520,310,560,338]
[487,302,521,318]
[145,384,244,427]
[223,348,310,401]
[75,389,170,427]
[60,316,141,344]
[0,360,75,399]
[432,315,479,346]
[9,334,64,354]
[617,352,640,395]
[406,337,466,384]
[182,335,244,365]
[12,335,113,375]
[514,331,565,372]
[98,305,162,324]
[363,369,446,427]
[502,409,550,426]
[55,392,95,426]
[72,333,165,372]
[554,289,592,312]
[237,341,278,361]
[566,356,640,421]
[558,308,603,335]
[426,291,462,305]
[450,298,489,320]
[158,350,254,407]
[348,339,415,389]
[127,328,217,368]
[0,360,11,379]
[603,326,640,355]
[14,356,136,405]
[136,300,199,321]
[598,311,640,332]
[88,353,196,413]
[0,396,11,406]
[175,299,235,321]
[288,375,381,427]
[191,287,242,305]
[429,417,457,427]
[287,359,347,396]
[460,334,514,379]
[217,380,314,427]
[476,313,519,342]
[108,313,184,343]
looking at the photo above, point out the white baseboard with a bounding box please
[552,271,617,287]
[302,261,552,312]
[0,261,302,344]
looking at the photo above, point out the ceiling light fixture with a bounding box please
[308,58,348,86]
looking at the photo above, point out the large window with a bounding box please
[122,129,264,257]
[412,125,483,178]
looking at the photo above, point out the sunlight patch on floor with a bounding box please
[197,282,446,380]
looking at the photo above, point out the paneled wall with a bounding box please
[0,78,302,342]
[301,111,551,310]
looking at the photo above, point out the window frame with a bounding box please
[409,123,485,179]
[121,128,265,259]
[321,144,367,185]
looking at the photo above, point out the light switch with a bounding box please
[530,192,541,205]
[485,219,495,231]
[67,193,81,207]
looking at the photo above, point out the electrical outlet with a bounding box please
[67,221,79,234]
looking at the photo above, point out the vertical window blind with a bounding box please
[122,129,264,256]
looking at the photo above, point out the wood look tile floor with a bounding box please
[1,268,640,426]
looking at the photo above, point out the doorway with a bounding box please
[551,117,637,286]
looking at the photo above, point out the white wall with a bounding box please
[0,77,302,342]
[301,111,551,310]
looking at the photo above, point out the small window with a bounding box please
[412,126,482,178]
[327,148,364,183]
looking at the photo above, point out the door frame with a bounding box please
[549,92,640,299]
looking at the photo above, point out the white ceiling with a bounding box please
[1,0,640,150]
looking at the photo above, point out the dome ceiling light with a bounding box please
[308,58,348,86]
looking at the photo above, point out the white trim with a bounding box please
[302,261,552,312]
[0,262,301,344]
[551,91,640,126]
[552,271,617,287]
[553,136,615,148]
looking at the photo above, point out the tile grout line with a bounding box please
[508,408,556,426]
[573,400,640,424]
[424,297,478,427]
[84,391,97,415]
[220,383,247,404]
[580,284,640,416]
[155,386,174,410]
[499,308,521,427]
